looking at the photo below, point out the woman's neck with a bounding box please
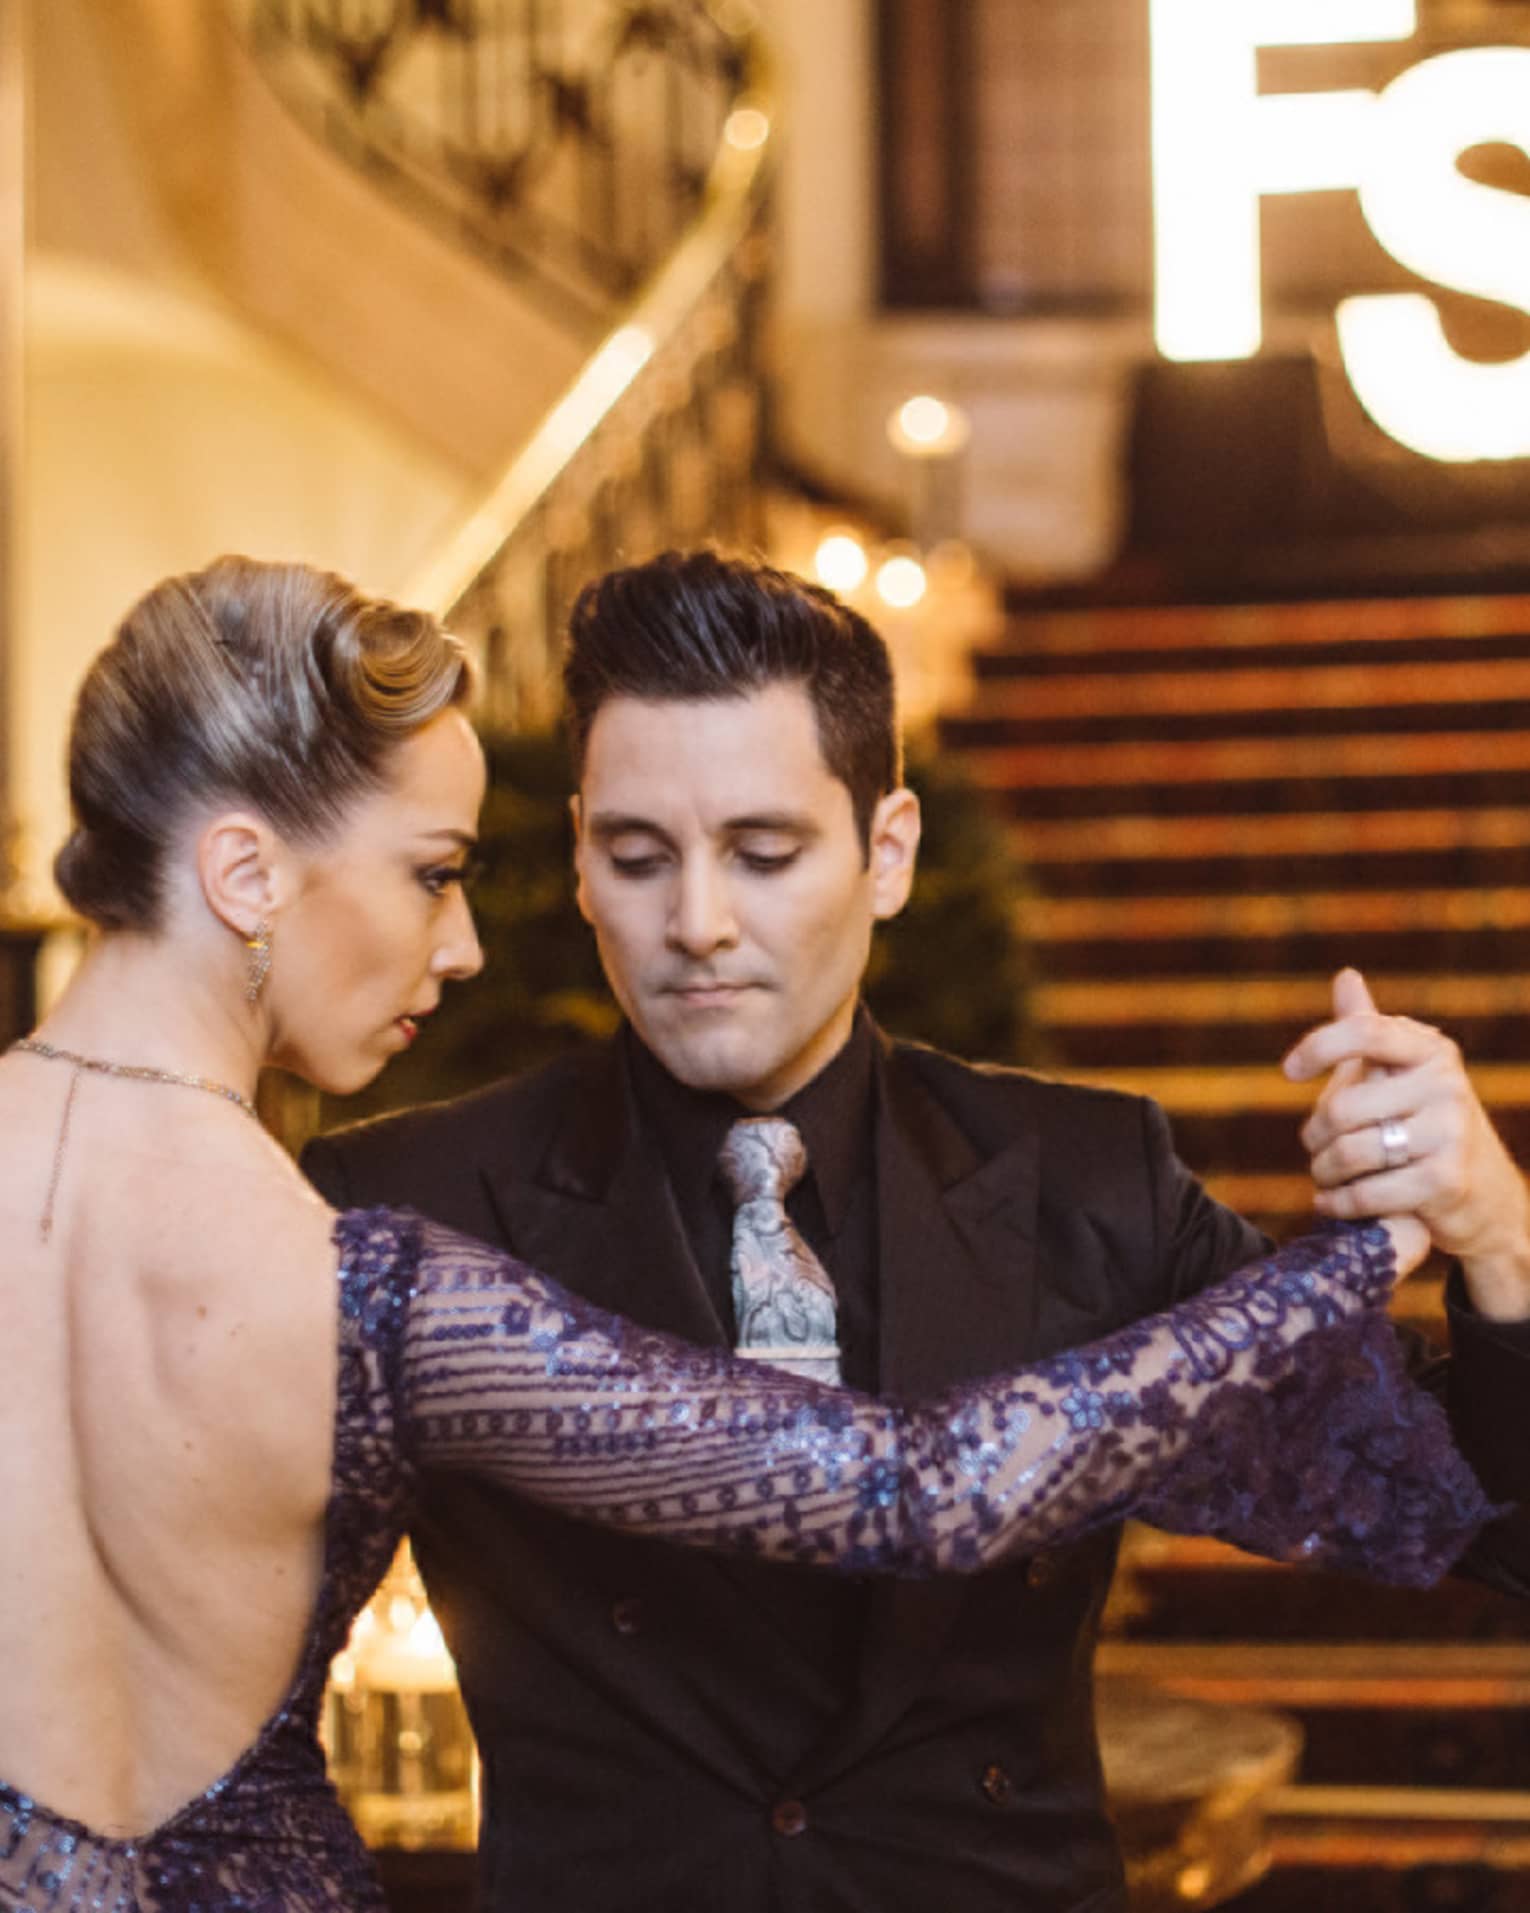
[30,932,263,1105]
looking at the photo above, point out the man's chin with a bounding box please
[641,1023,775,1103]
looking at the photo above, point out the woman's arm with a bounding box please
[344,1211,1496,1588]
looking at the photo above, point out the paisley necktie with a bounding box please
[718,1116,841,1385]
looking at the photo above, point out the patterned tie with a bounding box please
[718,1116,841,1385]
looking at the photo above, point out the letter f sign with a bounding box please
[1151,0,1530,460]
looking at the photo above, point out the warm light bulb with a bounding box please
[405,1607,452,1668]
[899,396,950,446]
[814,530,869,594]
[888,395,969,457]
[724,107,770,152]
[875,554,928,610]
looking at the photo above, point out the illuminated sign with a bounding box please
[1151,0,1530,461]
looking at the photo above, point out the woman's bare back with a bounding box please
[0,1057,340,1837]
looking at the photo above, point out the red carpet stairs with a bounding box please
[939,591,1530,1912]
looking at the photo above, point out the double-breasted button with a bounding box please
[1025,1554,1057,1592]
[610,1597,644,1636]
[771,1799,809,1837]
[980,1763,1014,1806]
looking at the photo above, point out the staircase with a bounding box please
[942,589,1530,1911]
[941,590,1530,1237]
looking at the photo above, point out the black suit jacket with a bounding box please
[304,1029,1530,1913]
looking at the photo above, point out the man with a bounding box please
[304,549,1530,1913]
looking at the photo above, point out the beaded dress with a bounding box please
[0,1207,1495,1912]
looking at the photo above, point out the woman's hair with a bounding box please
[56,556,472,932]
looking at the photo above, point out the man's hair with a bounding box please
[563,549,901,851]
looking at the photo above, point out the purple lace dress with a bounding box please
[0,1211,1495,1912]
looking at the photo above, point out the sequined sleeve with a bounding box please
[338,1211,1497,1590]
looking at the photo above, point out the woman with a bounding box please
[0,557,1490,1912]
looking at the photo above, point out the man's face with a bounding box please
[573,683,919,1109]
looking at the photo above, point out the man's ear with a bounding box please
[869,788,921,921]
[196,810,283,938]
[568,793,594,925]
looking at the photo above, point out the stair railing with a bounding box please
[230,0,762,330]
[403,86,772,729]
[228,0,775,732]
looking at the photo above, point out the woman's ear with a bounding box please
[869,788,922,922]
[195,811,283,938]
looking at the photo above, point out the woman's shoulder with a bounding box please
[330,1204,530,1294]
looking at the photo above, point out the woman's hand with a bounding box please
[1379,1213,1429,1280]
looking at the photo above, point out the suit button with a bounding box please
[981,1763,1014,1806]
[771,1799,809,1837]
[1025,1554,1056,1591]
[610,1597,644,1636]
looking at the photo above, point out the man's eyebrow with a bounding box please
[586,811,819,841]
[587,813,675,844]
[721,812,819,836]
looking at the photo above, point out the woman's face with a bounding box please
[266,708,487,1094]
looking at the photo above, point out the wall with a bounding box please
[12,255,473,909]
[760,0,1138,581]
[33,0,588,478]
[8,0,615,909]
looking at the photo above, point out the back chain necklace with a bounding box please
[7,1037,259,1241]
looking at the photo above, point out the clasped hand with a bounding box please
[1284,968,1530,1322]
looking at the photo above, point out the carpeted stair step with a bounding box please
[1097,1643,1530,1790]
[1013,810,1530,900]
[983,592,1530,659]
[974,630,1530,680]
[959,731,1530,797]
[946,659,1530,745]
[1023,890,1530,984]
[989,772,1530,822]
[1032,975,1530,1070]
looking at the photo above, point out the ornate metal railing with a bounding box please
[230,0,775,732]
[232,0,758,331]
[403,133,772,729]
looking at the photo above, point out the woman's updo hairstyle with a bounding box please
[55,556,473,932]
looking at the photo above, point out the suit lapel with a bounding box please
[795,1038,1042,1794]
[876,1045,1041,1396]
[479,1039,728,1348]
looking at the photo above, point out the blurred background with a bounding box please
[4,2,1530,1907]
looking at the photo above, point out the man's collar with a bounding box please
[777,1011,876,1232]
[625,1009,877,1229]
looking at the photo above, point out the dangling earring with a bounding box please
[245,920,272,1005]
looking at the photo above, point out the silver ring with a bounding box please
[1379,1118,1412,1171]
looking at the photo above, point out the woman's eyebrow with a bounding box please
[415,827,479,850]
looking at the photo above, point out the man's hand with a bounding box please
[1283,967,1530,1322]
